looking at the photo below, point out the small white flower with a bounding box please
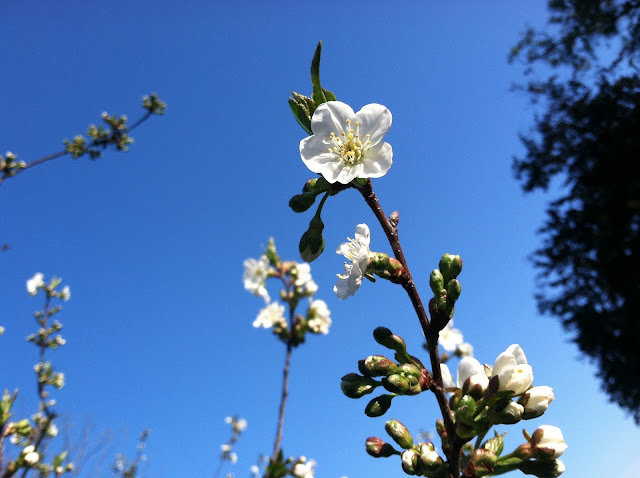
[520,386,554,418]
[307,299,332,334]
[438,320,464,352]
[0,326,4,335]
[220,444,231,452]
[243,255,271,303]
[60,285,71,301]
[52,372,65,389]
[225,416,232,424]
[253,303,286,329]
[46,423,58,437]
[229,453,237,464]
[250,465,260,477]
[9,434,20,444]
[457,342,474,357]
[533,425,568,459]
[457,357,489,392]
[291,457,316,478]
[492,344,533,395]
[26,273,45,296]
[22,445,39,466]
[235,418,247,432]
[293,263,318,296]
[300,101,393,184]
[334,224,371,300]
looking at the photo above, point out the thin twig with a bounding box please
[355,179,461,477]
[1,110,153,185]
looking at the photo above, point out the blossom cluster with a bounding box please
[243,238,332,344]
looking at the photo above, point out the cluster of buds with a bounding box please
[62,93,165,159]
[428,254,463,330]
[0,151,26,180]
[341,327,431,417]
[244,239,332,346]
[366,421,447,477]
[142,93,167,115]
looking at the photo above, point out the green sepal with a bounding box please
[481,431,506,457]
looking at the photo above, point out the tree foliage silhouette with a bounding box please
[511,0,640,423]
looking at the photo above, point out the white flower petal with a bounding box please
[355,103,392,146]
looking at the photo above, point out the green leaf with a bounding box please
[310,41,327,106]
[288,96,313,135]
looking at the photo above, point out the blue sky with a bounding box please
[2,2,639,477]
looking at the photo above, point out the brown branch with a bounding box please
[355,179,461,477]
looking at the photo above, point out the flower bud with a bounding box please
[429,269,444,295]
[299,215,324,263]
[401,449,420,475]
[418,442,444,472]
[383,374,410,394]
[365,394,393,417]
[518,458,565,477]
[289,192,318,213]
[302,177,330,193]
[446,279,461,302]
[531,425,568,460]
[363,355,399,377]
[464,448,498,477]
[519,386,554,419]
[365,436,398,458]
[373,327,407,354]
[489,400,524,425]
[340,373,378,399]
[385,419,413,449]
[439,253,462,282]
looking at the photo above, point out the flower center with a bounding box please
[327,119,371,165]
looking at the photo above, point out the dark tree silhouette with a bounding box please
[511,0,640,423]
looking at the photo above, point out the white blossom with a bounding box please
[307,299,332,334]
[22,445,39,466]
[229,453,237,464]
[253,303,286,329]
[334,224,371,300]
[534,425,568,459]
[521,386,554,418]
[243,255,271,303]
[46,423,58,437]
[457,357,489,391]
[291,457,316,478]
[60,285,71,301]
[438,320,464,351]
[440,357,488,393]
[220,444,231,452]
[300,101,393,184]
[293,263,318,296]
[492,344,533,395]
[457,342,474,357]
[235,418,247,432]
[26,273,44,296]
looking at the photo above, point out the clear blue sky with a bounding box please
[2,2,638,477]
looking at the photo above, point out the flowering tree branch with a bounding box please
[0,93,165,186]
